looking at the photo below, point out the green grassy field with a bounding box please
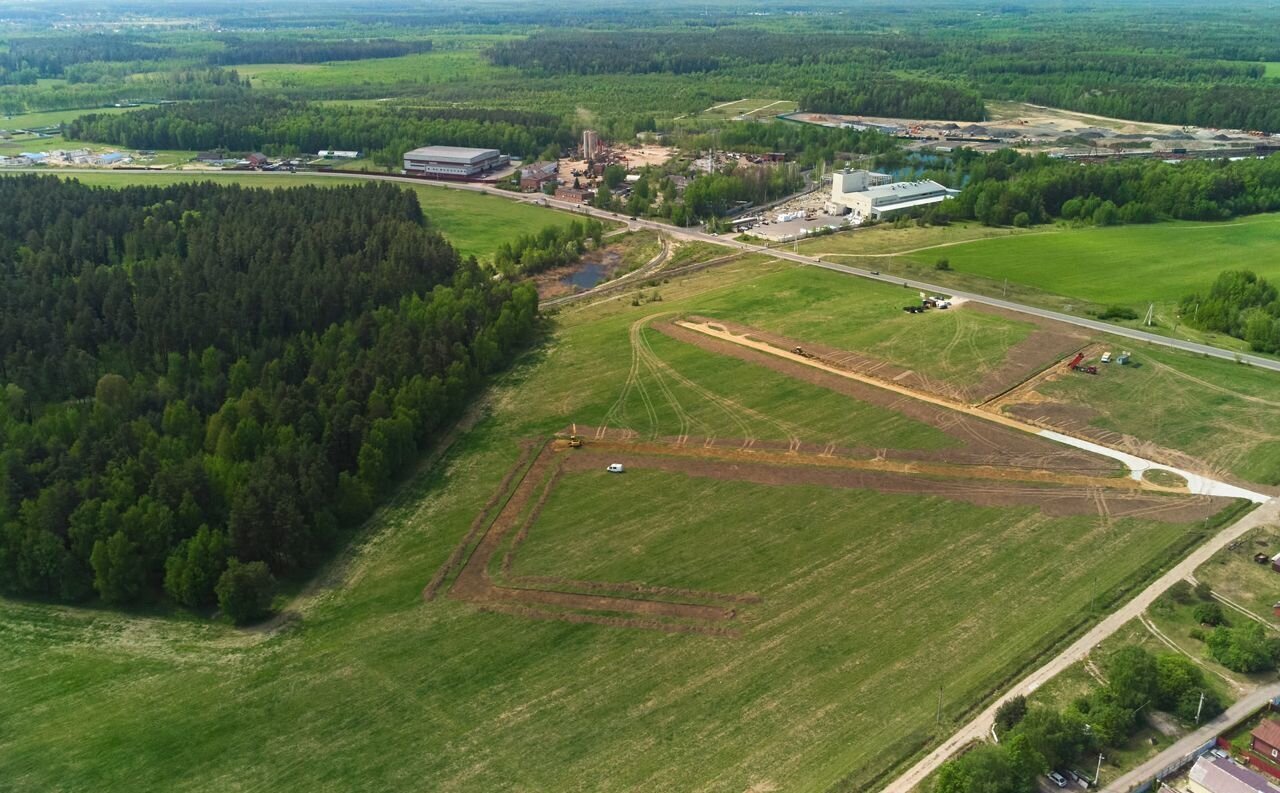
[689,265,1042,389]
[1265,62,1280,78]
[1022,341,1280,485]
[0,259,1244,792]
[799,221,1040,258]
[698,97,798,120]
[9,171,582,259]
[0,105,137,129]
[897,215,1280,308]
[237,49,508,91]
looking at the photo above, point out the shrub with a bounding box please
[1193,602,1226,626]
[995,695,1028,732]
[1207,622,1279,673]
[215,558,276,625]
[1097,305,1139,321]
[1194,580,1214,601]
[935,257,951,271]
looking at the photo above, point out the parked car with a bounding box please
[606,463,625,473]
[1047,771,1068,788]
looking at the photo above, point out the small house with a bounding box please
[247,153,269,168]
[1252,719,1280,766]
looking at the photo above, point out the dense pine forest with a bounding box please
[0,176,539,611]
[68,99,571,166]
[945,151,1280,227]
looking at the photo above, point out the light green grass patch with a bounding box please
[899,215,1280,308]
[692,265,1039,388]
[11,170,583,259]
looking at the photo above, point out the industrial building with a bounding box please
[826,168,958,222]
[519,161,558,191]
[402,146,510,178]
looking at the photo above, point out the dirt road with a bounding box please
[880,498,1280,793]
[1102,682,1280,792]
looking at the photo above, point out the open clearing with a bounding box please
[896,214,1280,308]
[13,170,582,258]
[0,257,1260,792]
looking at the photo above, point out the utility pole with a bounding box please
[1196,690,1205,724]
[936,685,944,726]
[1095,753,1105,785]
[1144,303,1155,327]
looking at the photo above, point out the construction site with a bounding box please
[425,301,1258,637]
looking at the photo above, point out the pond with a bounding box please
[560,262,609,291]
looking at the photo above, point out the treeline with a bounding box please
[208,37,431,65]
[0,67,249,116]
[0,33,173,85]
[0,176,539,614]
[686,119,899,170]
[935,645,1223,793]
[489,29,1280,131]
[799,82,985,124]
[492,219,605,276]
[1180,271,1280,354]
[67,99,573,165]
[947,150,1280,227]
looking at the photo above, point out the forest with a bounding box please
[207,37,432,65]
[943,150,1280,228]
[67,99,572,165]
[0,176,539,614]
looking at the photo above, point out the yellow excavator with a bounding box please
[567,423,583,448]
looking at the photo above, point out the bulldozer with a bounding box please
[567,423,583,448]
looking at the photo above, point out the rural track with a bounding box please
[1101,681,1280,793]
[878,498,1280,793]
[39,166,1278,371]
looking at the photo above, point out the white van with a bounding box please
[606,463,625,473]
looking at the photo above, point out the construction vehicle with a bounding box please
[1075,364,1098,375]
[567,423,584,448]
[1066,352,1085,370]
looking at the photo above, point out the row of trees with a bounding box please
[0,33,174,85]
[0,176,540,617]
[1180,271,1280,354]
[208,37,431,65]
[936,646,1223,793]
[491,219,605,276]
[66,99,574,165]
[944,150,1280,228]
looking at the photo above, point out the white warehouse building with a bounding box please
[402,145,510,178]
[826,169,958,222]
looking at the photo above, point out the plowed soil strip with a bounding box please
[560,448,1224,522]
[657,321,1117,477]
[446,441,743,630]
[422,440,539,601]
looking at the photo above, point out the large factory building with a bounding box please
[402,145,510,178]
[826,169,958,222]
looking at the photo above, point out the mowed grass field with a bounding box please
[11,171,582,259]
[689,265,1042,389]
[897,214,1280,307]
[0,257,1246,792]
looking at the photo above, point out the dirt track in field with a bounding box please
[657,320,1115,477]
[429,310,1236,635]
[432,434,1226,636]
[683,304,1088,405]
